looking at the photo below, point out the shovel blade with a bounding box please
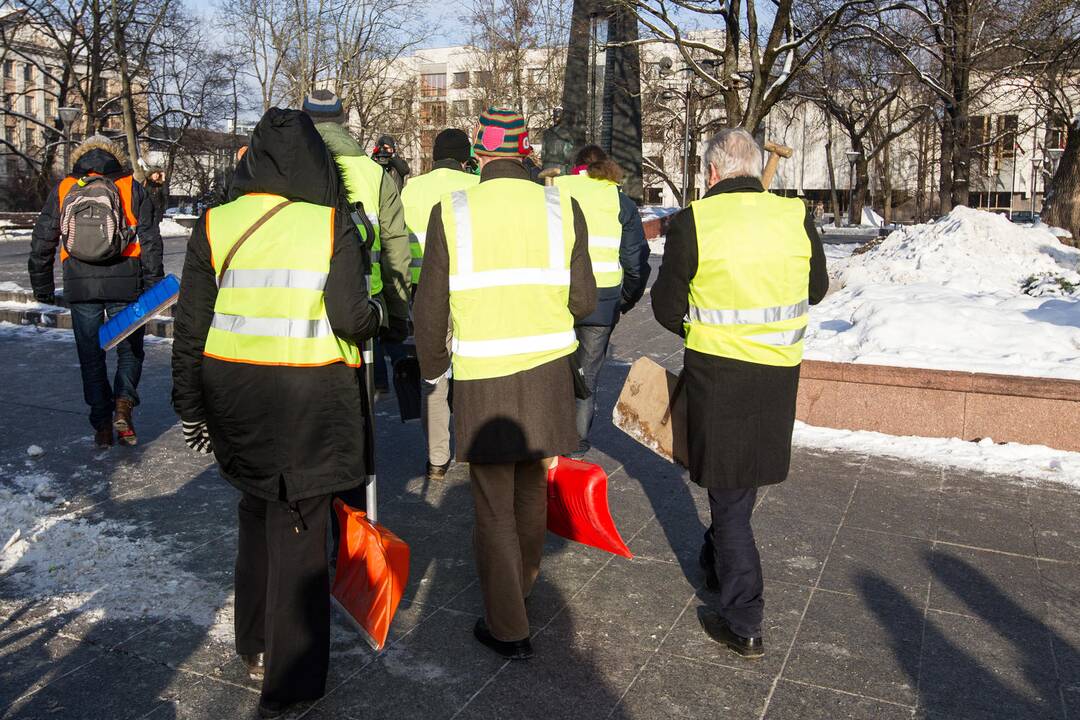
[547,457,633,558]
[330,498,411,650]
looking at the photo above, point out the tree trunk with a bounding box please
[849,150,869,225]
[110,0,144,182]
[825,117,841,225]
[1042,118,1080,245]
[939,112,954,214]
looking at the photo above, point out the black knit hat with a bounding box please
[433,128,472,164]
[302,89,345,124]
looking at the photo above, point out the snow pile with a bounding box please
[794,422,1080,490]
[0,470,227,627]
[0,281,25,292]
[159,218,193,237]
[808,207,1080,378]
[640,206,680,222]
[837,206,1080,293]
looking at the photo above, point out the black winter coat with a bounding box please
[28,144,164,303]
[651,177,829,490]
[143,179,167,227]
[171,109,381,502]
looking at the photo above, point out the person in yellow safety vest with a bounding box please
[172,109,383,719]
[302,90,412,392]
[414,107,597,660]
[554,145,651,458]
[651,128,829,661]
[401,128,479,481]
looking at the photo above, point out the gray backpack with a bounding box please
[59,175,133,262]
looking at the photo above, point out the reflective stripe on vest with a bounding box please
[554,174,624,288]
[336,155,385,296]
[402,167,479,286]
[685,192,811,367]
[442,180,577,380]
[202,194,361,368]
[57,173,141,262]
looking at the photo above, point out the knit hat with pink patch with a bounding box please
[473,107,531,158]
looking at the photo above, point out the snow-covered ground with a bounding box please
[160,218,193,237]
[795,422,1080,491]
[808,207,1080,379]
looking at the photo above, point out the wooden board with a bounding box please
[612,357,688,467]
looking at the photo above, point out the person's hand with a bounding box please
[182,420,213,455]
[620,299,637,315]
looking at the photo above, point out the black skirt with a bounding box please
[684,348,800,489]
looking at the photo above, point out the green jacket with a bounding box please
[316,121,411,330]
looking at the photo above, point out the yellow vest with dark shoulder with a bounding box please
[402,167,479,286]
[685,192,810,367]
[203,193,361,368]
[441,179,577,381]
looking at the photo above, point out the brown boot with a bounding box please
[95,426,114,448]
[113,398,137,446]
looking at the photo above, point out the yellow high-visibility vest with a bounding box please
[336,154,385,296]
[203,193,362,368]
[685,192,810,367]
[402,167,479,286]
[554,174,624,288]
[442,179,577,380]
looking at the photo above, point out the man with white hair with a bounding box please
[652,127,828,658]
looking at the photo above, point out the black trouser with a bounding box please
[235,492,331,706]
[573,324,614,452]
[69,301,145,431]
[704,487,763,638]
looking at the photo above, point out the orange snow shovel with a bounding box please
[547,456,633,558]
[330,335,410,650]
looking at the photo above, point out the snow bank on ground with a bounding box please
[159,218,192,237]
[807,207,1080,378]
[0,281,25,292]
[0,469,227,627]
[837,207,1080,293]
[0,321,172,344]
[806,283,1080,378]
[640,206,680,222]
[794,422,1080,491]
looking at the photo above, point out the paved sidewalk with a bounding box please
[0,301,1078,720]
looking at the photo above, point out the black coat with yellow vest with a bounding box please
[651,177,829,490]
[172,109,381,502]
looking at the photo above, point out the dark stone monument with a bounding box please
[543,0,643,202]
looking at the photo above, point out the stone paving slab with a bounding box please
[1,295,1079,719]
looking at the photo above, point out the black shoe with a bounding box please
[241,652,264,681]
[473,618,533,660]
[698,607,764,659]
[257,699,292,719]
[699,543,719,592]
[426,460,451,482]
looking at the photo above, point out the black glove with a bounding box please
[35,292,56,305]
[182,420,213,455]
[620,299,637,315]
[381,315,409,344]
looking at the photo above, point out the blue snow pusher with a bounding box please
[98,274,181,350]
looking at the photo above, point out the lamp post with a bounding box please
[57,106,80,173]
[657,56,719,206]
[845,149,860,226]
[1031,156,1043,217]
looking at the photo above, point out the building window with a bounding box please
[24,127,34,149]
[996,114,1018,159]
[420,73,446,98]
[43,68,55,88]
[44,98,54,118]
[6,158,17,175]
[644,187,663,204]
[24,96,33,114]
[2,94,11,110]
[23,64,33,83]
[473,70,492,87]
[419,101,446,126]
[528,67,544,84]
[472,98,486,115]
[4,125,14,143]
[452,71,470,89]
[3,61,13,79]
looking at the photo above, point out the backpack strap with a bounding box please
[216,200,293,285]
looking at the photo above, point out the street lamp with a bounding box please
[57,106,80,173]
[1031,156,1043,217]
[657,56,719,206]
[845,149,860,226]
[1047,146,1064,175]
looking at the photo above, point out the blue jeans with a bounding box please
[573,324,614,452]
[69,301,145,431]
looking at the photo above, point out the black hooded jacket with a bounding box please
[171,109,381,502]
[28,141,163,303]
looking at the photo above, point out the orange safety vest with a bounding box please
[57,173,141,262]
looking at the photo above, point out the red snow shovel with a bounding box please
[330,334,410,650]
[547,456,633,558]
